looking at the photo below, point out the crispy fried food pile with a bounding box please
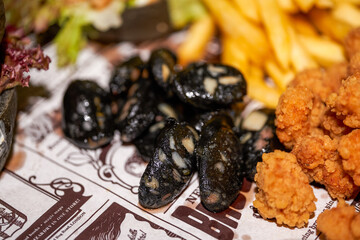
[327,73,360,128]
[291,134,356,199]
[254,27,360,229]
[339,129,360,186]
[253,150,317,228]
[275,27,360,200]
[317,201,360,240]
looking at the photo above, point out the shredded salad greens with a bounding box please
[4,0,207,67]
[5,0,125,66]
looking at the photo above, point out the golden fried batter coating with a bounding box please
[345,27,360,59]
[339,129,360,186]
[317,201,360,240]
[349,52,360,75]
[289,68,330,102]
[253,150,316,228]
[291,134,357,199]
[325,62,348,94]
[310,98,327,129]
[275,86,314,149]
[327,73,360,128]
[322,109,352,139]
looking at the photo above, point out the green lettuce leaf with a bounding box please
[54,15,87,67]
[168,0,208,29]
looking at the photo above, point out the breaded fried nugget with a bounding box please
[317,201,360,240]
[339,129,360,186]
[275,86,314,149]
[349,52,360,75]
[322,109,352,139]
[289,68,330,102]
[310,98,327,129]
[253,150,316,228]
[291,134,357,199]
[327,73,360,128]
[325,62,348,94]
[345,27,360,59]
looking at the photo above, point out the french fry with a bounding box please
[315,0,334,8]
[256,0,291,69]
[294,0,316,12]
[332,2,360,28]
[221,35,249,77]
[298,34,346,67]
[246,65,282,109]
[265,58,295,91]
[203,0,359,108]
[290,14,318,36]
[287,18,318,72]
[201,0,270,61]
[333,0,360,5]
[221,35,269,77]
[277,0,298,13]
[227,37,266,67]
[232,0,260,23]
[177,15,215,66]
[309,8,352,42]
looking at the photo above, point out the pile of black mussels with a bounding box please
[61,48,283,213]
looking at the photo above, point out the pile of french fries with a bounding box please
[177,0,360,108]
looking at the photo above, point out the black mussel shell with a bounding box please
[109,56,146,97]
[62,80,114,149]
[196,113,243,212]
[133,102,179,162]
[173,62,247,109]
[239,110,284,181]
[148,48,177,95]
[116,78,158,142]
[139,118,198,209]
[0,88,17,172]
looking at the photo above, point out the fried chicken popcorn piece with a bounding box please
[349,52,360,75]
[310,98,327,129]
[288,68,330,102]
[289,68,340,103]
[345,27,360,59]
[327,73,360,128]
[322,109,352,139]
[275,86,314,149]
[339,129,360,186]
[291,134,357,199]
[253,150,316,228]
[291,134,335,177]
[317,201,360,240]
[324,62,348,95]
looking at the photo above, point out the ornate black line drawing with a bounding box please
[0,199,27,240]
[76,202,185,240]
[16,176,91,239]
[64,136,147,195]
[29,176,85,197]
